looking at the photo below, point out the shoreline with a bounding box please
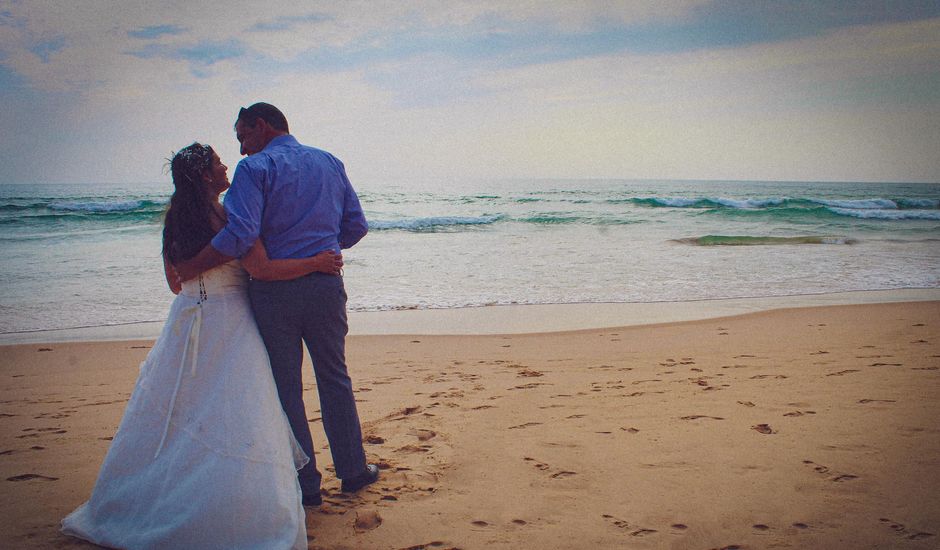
[2,288,939,345]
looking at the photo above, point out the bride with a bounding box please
[61,143,339,549]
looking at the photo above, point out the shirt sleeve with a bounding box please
[211,160,264,258]
[335,157,369,249]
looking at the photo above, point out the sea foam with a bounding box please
[49,200,147,213]
[675,235,856,246]
[369,215,502,231]
[826,208,940,220]
[814,198,898,209]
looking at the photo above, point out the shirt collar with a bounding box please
[263,134,297,151]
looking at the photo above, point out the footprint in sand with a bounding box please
[508,422,542,430]
[524,457,576,479]
[34,412,71,420]
[858,399,897,404]
[7,473,58,482]
[509,382,549,390]
[752,424,775,434]
[524,457,551,471]
[802,460,858,482]
[395,444,433,454]
[832,474,859,482]
[826,370,859,376]
[408,428,437,441]
[516,369,544,378]
[395,543,455,550]
[879,518,935,541]
[388,406,423,419]
[601,514,658,537]
[680,415,725,421]
[354,509,383,532]
[589,365,616,371]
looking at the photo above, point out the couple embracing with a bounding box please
[61,103,378,548]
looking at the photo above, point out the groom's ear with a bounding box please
[255,118,272,132]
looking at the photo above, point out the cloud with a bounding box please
[0,2,938,183]
[128,24,186,40]
[249,13,331,32]
[126,39,247,77]
[28,36,65,62]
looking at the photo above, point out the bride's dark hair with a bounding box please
[163,143,224,265]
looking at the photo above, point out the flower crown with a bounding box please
[173,143,213,177]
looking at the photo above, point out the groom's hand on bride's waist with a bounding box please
[312,250,344,275]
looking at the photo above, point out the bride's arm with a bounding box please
[163,253,182,295]
[241,240,343,281]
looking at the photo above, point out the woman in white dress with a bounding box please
[62,143,341,549]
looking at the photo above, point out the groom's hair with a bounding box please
[236,102,289,133]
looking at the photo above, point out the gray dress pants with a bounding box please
[248,272,367,497]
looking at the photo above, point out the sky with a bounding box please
[1,0,939,185]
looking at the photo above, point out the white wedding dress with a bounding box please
[62,261,308,549]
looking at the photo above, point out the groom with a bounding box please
[176,102,378,506]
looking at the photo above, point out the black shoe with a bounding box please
[341,464,380,493]
[302,493,322,507]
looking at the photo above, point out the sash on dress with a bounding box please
[154,276,207,459]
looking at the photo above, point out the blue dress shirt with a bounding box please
[211,135,368,260]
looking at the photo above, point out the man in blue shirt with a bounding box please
[177,103,378,505]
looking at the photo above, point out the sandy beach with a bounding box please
[1,299,938,549]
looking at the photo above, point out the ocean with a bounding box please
[1,179,938,338]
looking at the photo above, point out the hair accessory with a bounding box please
[173,143,213,172]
